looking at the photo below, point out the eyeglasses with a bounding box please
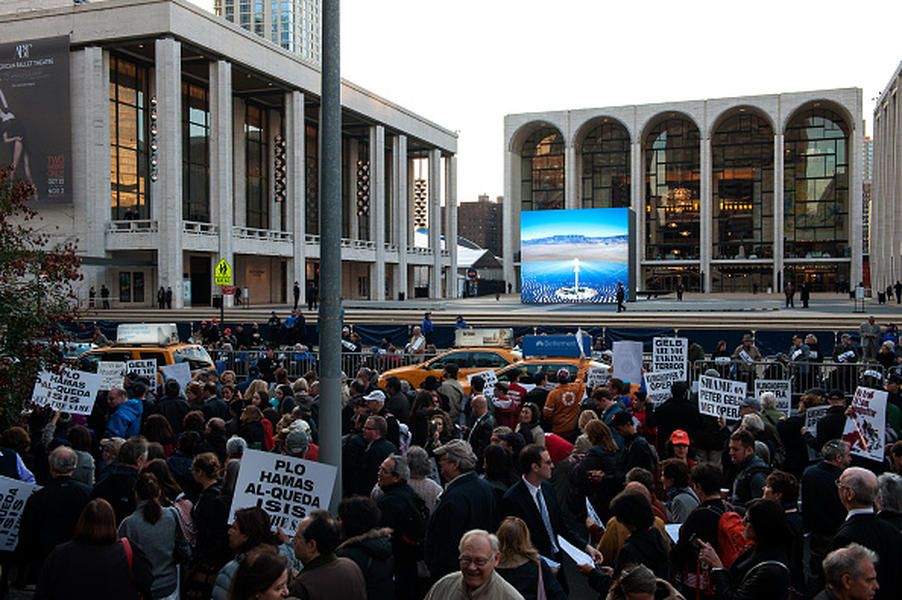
[459,556,491,567]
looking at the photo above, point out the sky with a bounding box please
[190,0,901,206]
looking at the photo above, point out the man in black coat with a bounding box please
[17,447,90,583]
[802,439,851,590]
[355,415,397,497]
[501,444,603,568]
[612,412,658,475]
[828,467,902,600]
[151,379,191,434]
[815,390,849,452]
[90,437,147,523]
[425,440,498,579]
[465,394,495,467]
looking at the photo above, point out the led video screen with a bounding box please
[520,208,633,304]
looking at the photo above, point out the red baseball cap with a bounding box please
[670,430,691,446]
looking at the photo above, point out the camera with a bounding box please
[688,533,702,550]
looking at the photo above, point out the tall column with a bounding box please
[773,132,784,293]
[700,137,712,293]
[393,135,408,299]
[503,148,516,287]
[269,111,282,232]
[210,60,234,306]
[630,141,643,289]
[348,140,359,240]
[286,91,306,307]
[565,142,579,209]
[429,148,442,297]
[369,125,386,300]
[154,38,184,307]
[850,122,864,289]
[445,155,458,298]
[233,98,247,228]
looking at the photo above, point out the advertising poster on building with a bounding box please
[644,369,682,405]
[0,36,70,202]
[842,387,887,462]
[228,450,336,536]
[30,368,101,415]
[652,337,688,380]
[0,476,39,552]
[520,208,633,304]
[698,374,746,420]
[754,379,792,416]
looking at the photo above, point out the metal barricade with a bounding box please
[793,361,884,398]
[210,350,436,382]
[690,358,788,391]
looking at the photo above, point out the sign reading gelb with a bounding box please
[652,337,688,381]
[215,258,233,286]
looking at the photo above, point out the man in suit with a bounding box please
[803,439,852,592]
[425,440,499,580]
[466,395,495,467]
[355,415,398,497]
[501,444,603,569]
[828,467,902,600]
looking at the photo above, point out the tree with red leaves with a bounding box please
[0,168,81,427]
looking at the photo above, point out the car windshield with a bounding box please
[174,346,214,370]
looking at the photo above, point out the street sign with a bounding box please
[222,285,237,295]
[215,258,233,286]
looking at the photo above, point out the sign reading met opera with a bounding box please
[0,36,70,203]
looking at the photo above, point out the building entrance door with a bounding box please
[190,256,212,306]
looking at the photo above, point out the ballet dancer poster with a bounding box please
[0,36,70,203]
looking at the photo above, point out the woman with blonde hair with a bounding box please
[244,379,269,404]
[575,419,623,522]
[495,516,566,600]
[574,410,601,454]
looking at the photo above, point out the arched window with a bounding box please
[580,121,630,208]
[520,127,564,211]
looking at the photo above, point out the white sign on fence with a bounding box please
[644,370,682,405]
[612,341,644,385]
[30,368,102,415]
[126,359,157,381]
[160,363,192,392]
[587,367,610,390]
[0,476,39,552]
[228,449,337,537]
[467,369,498,399]
[97,362,126,391]
[754,379,793,416]
[697,374,747,421]
[652,337,688,380]
[843,387,887,462]
[805,405,831,437]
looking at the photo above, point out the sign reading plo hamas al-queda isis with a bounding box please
[31,368,101,415]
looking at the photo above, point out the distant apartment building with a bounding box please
[458,195,503,257]
[215,0,321,64]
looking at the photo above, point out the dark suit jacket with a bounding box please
[425,471,498,579]
[500,478,586,559]
[828,512,902,600]
[467,413,495,464]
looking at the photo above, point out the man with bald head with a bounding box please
[17,445,91,583]
[424,529,524,600]
[829,467,902,600]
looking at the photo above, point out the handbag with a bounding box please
[536,559,548,600]
[121,537,145,600]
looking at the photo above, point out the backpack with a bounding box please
[397,492,429,549]
[714,509,753,568]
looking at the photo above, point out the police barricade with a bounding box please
[788,361,884,398]
[209,350,436,382]
[690,358,788,392]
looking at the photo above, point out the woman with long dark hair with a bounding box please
[516,402,545,446]
[229,551,289,600]
[118,473,186,599]
[575,419,623,521]
[185,453,230,599]
[35,498,153,599]
[495,517,566,600]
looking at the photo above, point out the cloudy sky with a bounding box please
[191,0,901,205]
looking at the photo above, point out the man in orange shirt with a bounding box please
[542,369,586,442]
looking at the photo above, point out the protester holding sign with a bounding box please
[104,387,142,439]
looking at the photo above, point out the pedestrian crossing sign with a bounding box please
[215,258,233,286]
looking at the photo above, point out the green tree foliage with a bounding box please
[0,168,81,427]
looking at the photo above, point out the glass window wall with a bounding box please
[182,81,210,222]
[109,56,150,220]
[245,103,269,229]
[580,121,630,209]
[520,127,564,211]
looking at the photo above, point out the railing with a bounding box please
[209,350,437,382]
[305,234,320,244]
[107,220,158,233]
[407,247,432,256]
[183,221,219,236]
[233,226,293,243]
[341,238,376,250]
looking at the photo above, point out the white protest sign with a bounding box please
[754,380,793,416]
[652,337,688,380]
[30,368,102,415]
[805,405,830,437]
[0,476,39,552]
[126,359,157,381]
[97,362,126,391]
[843,387,887,462]
[587,367,609,390]
[612,341,644,385]
[160,362,192,392]
[697,374,747,421]
[644,370,682,405]
[228,449,337,536]
[467,369,498,400]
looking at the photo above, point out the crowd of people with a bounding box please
[5,321,902,600]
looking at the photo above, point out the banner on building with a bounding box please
[644,369,682,405]
[843,387,887,462]
[698,374,746,421]
[652,337,688,380]
[0,476,39,552]
[30,368,101,415]
[754,379,792,416]
[228,450,336,536]
[0,36,70,202]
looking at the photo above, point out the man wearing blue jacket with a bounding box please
[105,387,143,439]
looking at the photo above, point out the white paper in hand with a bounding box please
[585,498,605,531]
[557,535,594,566]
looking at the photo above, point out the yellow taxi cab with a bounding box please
[78,323,216,382]
[378,346,521,391]
[494,357,609,389]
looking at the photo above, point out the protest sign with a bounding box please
[842,387,887,462]
[805,405,830,437]
[652,337,688,380]
[97,362,126,391]
[126,359,157,381]
[228,449,337,536]
[697,374,746,420]
[30,368,101,415]
[467,369,498,399]
[612,341,644,385]
[587,367,609,390]
[644,370,682,405]
[160,363,192,392]
[754,380,792,416]
[0,476,39,552]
